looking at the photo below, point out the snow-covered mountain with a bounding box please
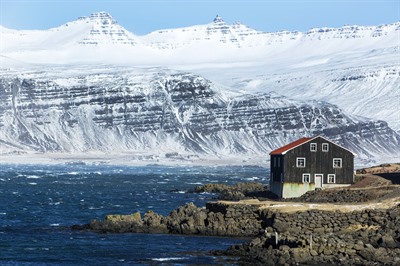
[0,12,399,163]
[0,68,398,164]
[1,12,398,64]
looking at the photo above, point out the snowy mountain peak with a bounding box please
[75,11,138,46]
[213,15,224,24]
[87,11,117,25]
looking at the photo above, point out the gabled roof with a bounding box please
[270,137,312,155]
[269,136,356,156]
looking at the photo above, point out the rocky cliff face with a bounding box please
[0,68,398,161]
[77,11,138,45]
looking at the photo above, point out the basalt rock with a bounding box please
[76,201,263,237]
[74,189,400,265]
[191,182,275,201]
[224,204,400,265]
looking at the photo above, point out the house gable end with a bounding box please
[270,137,312,155]
[270,136,356,156]
[312,136,356,157]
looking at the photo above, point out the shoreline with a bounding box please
[0,151,395,168]
[0,152,268,168]
[74,175,400,265]
[75,197,400,265]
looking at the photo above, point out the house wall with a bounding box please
[270,155,284,182]
[270,155,284,197]
[281,182,315,198]
[283,137,354,186]
[270,181,283,198]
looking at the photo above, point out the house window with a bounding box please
[333,158,342,168]
[303,173,311,183]
[277,157,280,167]
[296,157,306,168]
[328,174,336,183]
[273,157,276,167]
[322,143,329,152]
[310,143,317,152]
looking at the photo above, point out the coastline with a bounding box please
[1,150,397,168]
[75,196,400,265]
[0,151,268,167]
[74,171,400,265]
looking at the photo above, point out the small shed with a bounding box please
[269,136,355,198]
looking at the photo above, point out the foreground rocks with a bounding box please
[74,175,400,265]
[74,198,400,265]
[223,204,400,265]
[76,202,262,237]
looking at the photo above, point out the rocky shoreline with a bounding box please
[73,167,400,265]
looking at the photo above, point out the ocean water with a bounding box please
[0,163,268,265]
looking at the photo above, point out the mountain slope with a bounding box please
[0,68,398,164]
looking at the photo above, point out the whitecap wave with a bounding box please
[245,177,260,181]
[152,257,185,262]
[27,175,41,179]
[67,172,79,175]
[88,206,102,210]
[172,190,185,194]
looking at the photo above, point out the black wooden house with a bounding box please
[269,136,355,198]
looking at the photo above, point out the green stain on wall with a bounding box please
[281,182,315,198]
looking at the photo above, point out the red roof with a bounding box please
[270,137,312,155]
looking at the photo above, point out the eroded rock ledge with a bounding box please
[75,202,262,236]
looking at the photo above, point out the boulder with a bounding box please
[290,248,311,263]
[105,212,141,223]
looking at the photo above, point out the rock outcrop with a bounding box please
[225,204,400,265]
[73,170,400,265]
[76,196,400,265]
[190,182,276,201]
[80,202,262,237]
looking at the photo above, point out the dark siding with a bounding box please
[270,155,284,182]
[282,137,354,184]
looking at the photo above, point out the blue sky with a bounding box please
[0,0,399,35]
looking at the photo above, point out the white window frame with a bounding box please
[302,173,311,183]
[328,174,336,183]
[310,143,317,152]
[296,157,306,168]
[322,143,329,152]
[333,158,342,168]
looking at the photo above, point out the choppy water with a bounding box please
[0,163,268,265]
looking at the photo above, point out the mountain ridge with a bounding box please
[1,12,398,51]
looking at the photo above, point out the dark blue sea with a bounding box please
[0,163,268,265]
